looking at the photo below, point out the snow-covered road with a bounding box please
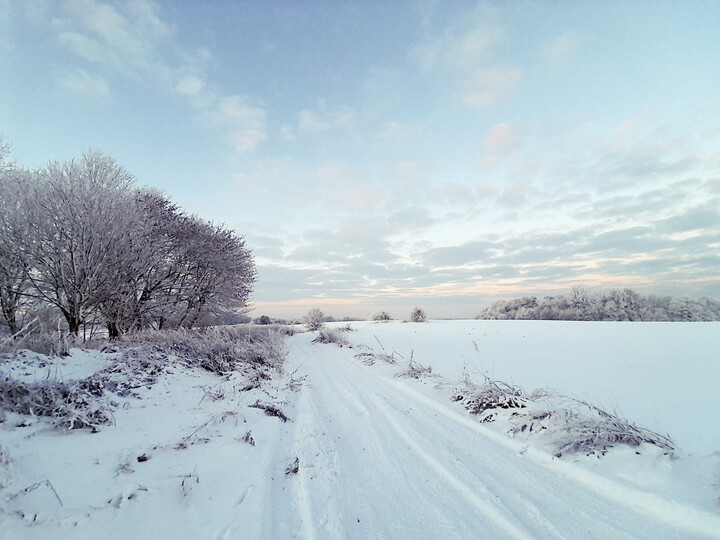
[264,333,720,539]
[2,327,720,539]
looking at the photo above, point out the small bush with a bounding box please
[303,308,325,331]
[409,307,426,323]
[372,311,392,322]
[452,380,526,420]
[312,328,351,347]
[0,378,111,432]
[509,393,675,457]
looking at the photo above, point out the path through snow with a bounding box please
[263,332,720,539]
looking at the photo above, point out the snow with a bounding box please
[1,321,720,539]
[347,320,720,456]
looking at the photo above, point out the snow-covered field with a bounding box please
[1,321,719,539]
[347,320,720,456]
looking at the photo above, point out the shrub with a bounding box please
[119,326,288,375]
[409,307,426,323]
[312,328,351,347]
[0,378,111,432]
[303,308,325,331]
[452,380,526,420]
[0,318,78,356]
[372,311,392,322]
[510,392,675,457]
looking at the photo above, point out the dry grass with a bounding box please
[354,336,402,365]
[249,400,290,422]
[509,391,675,457]
[451,372,675,457]
[452,379,526,420]
[0,378,112,432]
[0,325,290,433]
[395,352,433,379]
[119,326,288,375]
[0,319,78,357]
[312,328,352,348]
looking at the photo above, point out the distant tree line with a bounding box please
[476,286,720,322]
[0,142,256,339]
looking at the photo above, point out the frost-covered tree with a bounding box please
[409,307,427,322]
[19,152,139,334]
[99,189,256,337]
[303,308,325,331]
[0,147,32,334]
[476,288,719,322]
[0,147,257,338]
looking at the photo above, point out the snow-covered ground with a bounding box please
[346,320,720,456]
[1,321,719,539]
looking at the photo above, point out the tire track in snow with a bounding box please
[287,337,720,539]
[293,344,390,540]
[286,343,387,540]
[359,362,720,539]
[367,391,535,540]
[328,358,568,539]
[304,344,534,538]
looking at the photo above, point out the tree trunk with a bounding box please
[107,321,120,340]
[61,309,82,335]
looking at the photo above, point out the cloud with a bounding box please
[58,0,175,79]
[56,68,110,100]
[378,121,421,140]
[411,22,500,72]
[463,65,521,106]
[483,123,521,154]
[410,11,521,108]
[298,104,358,133]
[209,96,267,152]
[544,32,580,61]
[175,75,204,96]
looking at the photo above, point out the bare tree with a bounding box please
[0,151,32,334]
[20,152,138,334]
[98,190,256,336]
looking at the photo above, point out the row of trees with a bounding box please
[0,143,256,339]
[476,286,720,322]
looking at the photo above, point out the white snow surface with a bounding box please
[347,320,720,456]
[1,320,719,539]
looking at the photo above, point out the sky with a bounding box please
[1,0,719,319]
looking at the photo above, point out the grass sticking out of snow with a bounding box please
[395,353,434,379]
[0,378,112,432]
[449,374,675,458]
[0,326,290,434]
[118,325,288,375]
[510,390,676,457]
[312,327,352,347]
[354,336,402,365]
